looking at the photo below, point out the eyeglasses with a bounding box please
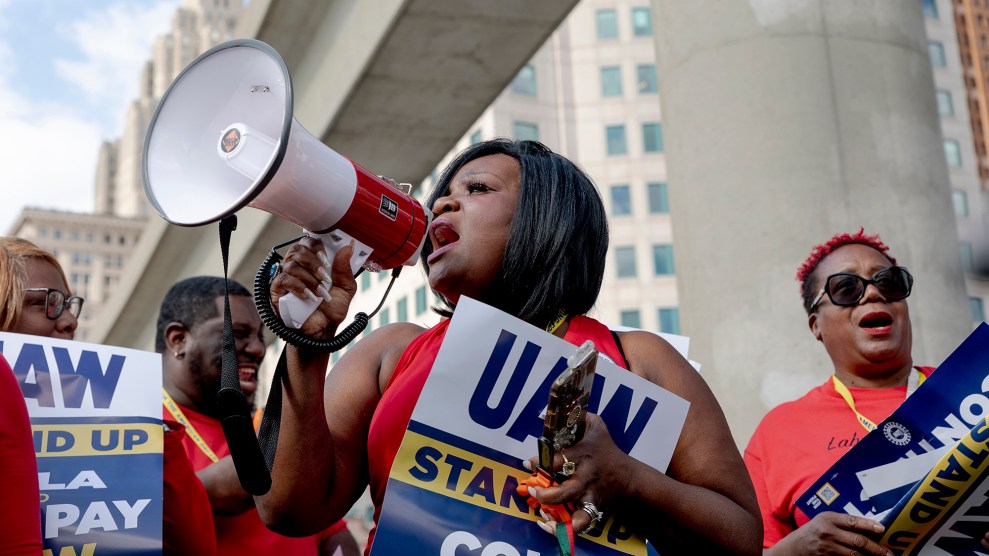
[810,266,913,311]
[24,288,85,320]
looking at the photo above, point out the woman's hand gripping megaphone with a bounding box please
[271,232,370,334]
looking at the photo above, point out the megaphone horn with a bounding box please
[142,38,431,270]
[143,39,433,497]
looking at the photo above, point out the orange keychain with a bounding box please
[517,469,574,523]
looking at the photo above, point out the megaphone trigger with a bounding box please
[308,229,372,276]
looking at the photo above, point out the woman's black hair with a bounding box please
[421,138,609,329]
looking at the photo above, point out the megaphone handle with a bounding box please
[276,230,371,329]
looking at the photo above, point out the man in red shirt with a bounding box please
[157,276,359,556]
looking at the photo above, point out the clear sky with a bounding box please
[0,0,181,233]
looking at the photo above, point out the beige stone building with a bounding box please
[7,0,244,340]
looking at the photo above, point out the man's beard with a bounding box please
[188,347,224,418]
[187,345,257,416]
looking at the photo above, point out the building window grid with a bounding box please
[631,7,653,36]
[620,310,641,329]
[615,246,637,278]
[936,90,954,117]
[610,184,632,216]
[637,64,658,94]
[513,121,540,142]
[415,286,428,315]
[972,297,986,323]
[929,41,947,67]
[643,123,664,153]
[601,66,623,97]
[953,190,970,217]
[653,244,675,275]
[960,242,975,273]
[511,64,537,96]
[658,307,681,335]
[648,182,669,214]
[606,125,628,156]
[596,9,618,39]
[944,139,963,167]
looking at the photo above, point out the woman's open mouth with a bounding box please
[428,221,460,264]
[859,311,893,334]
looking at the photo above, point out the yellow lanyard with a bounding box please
[546,309,568,335]
[832,368,926,433]
[162,388,220,463]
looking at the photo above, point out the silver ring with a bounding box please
[580,501,604,527]
[270,262,282,279]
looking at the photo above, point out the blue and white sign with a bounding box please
[371,298,690,555]
[0,331,164,556]
[796,323,989,554]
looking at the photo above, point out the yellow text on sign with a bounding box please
[33,423,162,457]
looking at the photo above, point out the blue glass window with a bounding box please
[653,244,675,275]
[606,125,627,155]
[597,9,618,39]
[611,185,632,216]
[616,246,637,278]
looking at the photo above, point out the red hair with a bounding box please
[796,229,897,313]
[796,229,896,282]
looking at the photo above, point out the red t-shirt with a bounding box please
[744,367,933,548]
[364,315,627,552]
[0,353,42,556]
[165,401,346,556]
[162,419,217,556]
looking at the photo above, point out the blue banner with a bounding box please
[371,298,691,555]
[795,323,989,552]
[1,332,163,555]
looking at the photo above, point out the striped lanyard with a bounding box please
[832,368,925,433]
[162,388,220,463]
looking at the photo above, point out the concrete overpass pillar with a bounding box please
[651,0,972,444]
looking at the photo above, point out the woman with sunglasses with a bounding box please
[744,229,928,556]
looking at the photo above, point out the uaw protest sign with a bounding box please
[796,322,989,555]
[0,331,163,556]
[371,297,690,556]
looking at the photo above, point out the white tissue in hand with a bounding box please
[279,294,320,329]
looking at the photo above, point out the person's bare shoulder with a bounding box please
[613,329,692,390]
[336,321,429,392]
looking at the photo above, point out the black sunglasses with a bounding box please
[810,266,913,311]
[24,288,85,320]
